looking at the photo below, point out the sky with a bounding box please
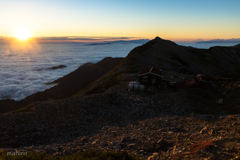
[0,0,240,42]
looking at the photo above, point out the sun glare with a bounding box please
[14,27,31,40]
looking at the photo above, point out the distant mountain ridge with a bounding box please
[196,38,240,43]
[86,39,149,46]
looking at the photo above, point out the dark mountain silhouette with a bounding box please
[76,37,240,96]
[1,37,240,114]
[112,37,240,78]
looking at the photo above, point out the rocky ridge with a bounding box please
[1,37,240,159]
[0,78,240,159]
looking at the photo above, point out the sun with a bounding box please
[14,27,31,40]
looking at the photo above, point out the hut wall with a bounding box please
[138,74,162,88]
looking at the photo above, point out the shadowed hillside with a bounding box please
[79,37,240,95]
[0,57,123,114]
[111,37,240,78]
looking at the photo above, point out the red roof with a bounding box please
[176,76,217,92]
[185,76,197,87]
[138,67,163,77]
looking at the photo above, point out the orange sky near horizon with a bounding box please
[0,0,240,42]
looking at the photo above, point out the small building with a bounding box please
[176,76,217,92]
[138,67,163,88]
[176,76,197,90]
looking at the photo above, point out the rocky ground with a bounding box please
[0,74,240,159]
[2,114,240,160]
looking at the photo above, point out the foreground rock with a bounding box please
[0,86,239,159]
[1,112,239,159]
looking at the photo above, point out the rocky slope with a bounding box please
[0,81,240,159]
[1,37,240,159]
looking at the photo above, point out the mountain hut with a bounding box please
[176,76,217,92]
[138,67,163,88]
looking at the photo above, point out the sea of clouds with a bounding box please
[0,42,144,100]
[0,40,238,101]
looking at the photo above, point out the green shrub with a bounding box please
[85,86,104,94]
[104,77,121,89]
[8,103,35,114]
[179,68,194,74]
[85,76,121,94]
[129,40,156,56]
[169,53,190,67]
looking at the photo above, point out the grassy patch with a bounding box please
[187,48,224,69]
[85,76,121,94]
[85,86,103,94]
[105,77,121,88]
[169,52,190,67]
[107,71,123,79]
[7,104,35,114]
[121,57,138,74]
[157,58,164,65]
[72,80,99,96]
[186,48,207,61]
[129,39,156,56]
[74,67,124,96]
[170,61,182,67]
[0,150,142,160]
[125,64,138,73]
[178,68,194,74]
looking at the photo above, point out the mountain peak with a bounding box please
[154,36,162,40]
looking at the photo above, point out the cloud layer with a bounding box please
[0,36,145,44]
[0,41,144,100]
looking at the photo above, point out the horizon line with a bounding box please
[1,36,240,43]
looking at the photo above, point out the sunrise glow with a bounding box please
[14,27,31,40]
[0,0,239,41]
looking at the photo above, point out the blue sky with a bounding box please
[0,0,240,41]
